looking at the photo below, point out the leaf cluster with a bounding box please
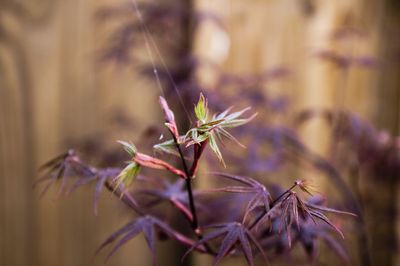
[37,94,356,266]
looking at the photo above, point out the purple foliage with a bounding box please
[36,2,400,265]
[38,95,357,266]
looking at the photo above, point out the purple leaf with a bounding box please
[183,222,267,266]
[35,150,95,197]
[320,233,350,265]
[309,210,344,239]
[306,203,356,217]
[207,173,271,223]
[98,215,205,265]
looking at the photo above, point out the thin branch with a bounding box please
[173,135,199,230]
[171,133,215,255]
[248,186,294,230]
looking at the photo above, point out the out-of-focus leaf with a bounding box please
[135,178,193,221]
[97,215,205,266]
[36,151,140,215]
[319,232,350,265]
[183,222,267,266]
[69,167,121,215]
[38,149,73,171]
[35,150,94,197]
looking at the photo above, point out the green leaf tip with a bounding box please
[153,139,180,156]
[117,140,137,156]
[195,93,208,122]
[209,133,226,168]
[114,162,141,189]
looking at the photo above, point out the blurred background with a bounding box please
[0,0,399,265]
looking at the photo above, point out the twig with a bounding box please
[171,134,215,255]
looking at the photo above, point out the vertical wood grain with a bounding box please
[1,0,399,265]
[193,0,398,265]
[0,9,36,266]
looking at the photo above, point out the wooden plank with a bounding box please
[0,10,36,266]
[25,3,65,265]
[192,0,394,266]
[1,0,397,265]
[0,44,30,266]
[363,1,400,265]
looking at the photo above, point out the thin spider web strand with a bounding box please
[146,28,193,124]
[130,0,193,124]
[145,38,165,98]
[130,0,165,98]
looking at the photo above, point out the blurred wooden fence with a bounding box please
[0,0,399,265]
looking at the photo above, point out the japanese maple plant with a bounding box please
[37,93,355,265]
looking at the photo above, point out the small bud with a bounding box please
[159,96,175,123]
[194,93,208,122]
[159,96,179,139]
[295,179,315,196]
